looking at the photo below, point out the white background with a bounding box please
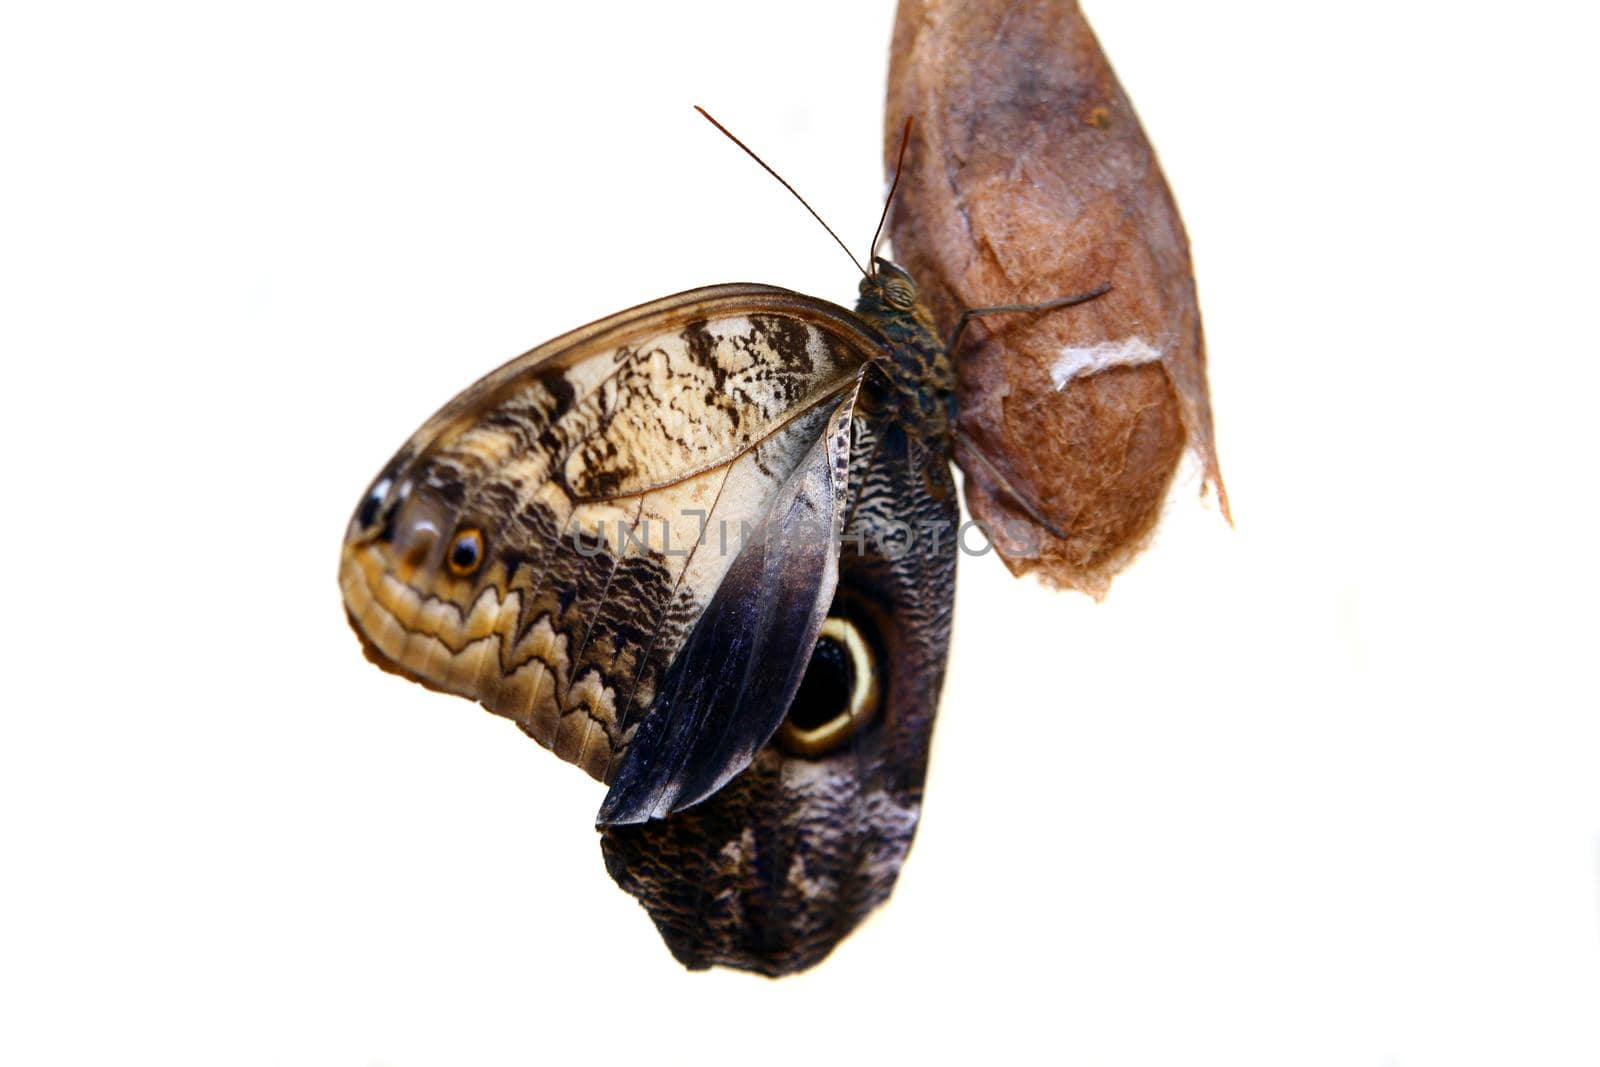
[2,1,1597,1064]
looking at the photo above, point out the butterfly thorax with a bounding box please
[854,261,956,449]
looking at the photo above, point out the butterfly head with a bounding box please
[857,256,921,313]
[861,256,919,311]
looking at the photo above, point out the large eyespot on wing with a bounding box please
[775,615,881,757]
[596,383,859,826]
[340,284,888,784]
[600,408,961,975]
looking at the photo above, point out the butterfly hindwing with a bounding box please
[600,384,960,975]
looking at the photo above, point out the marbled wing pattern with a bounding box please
[341,285,882,788]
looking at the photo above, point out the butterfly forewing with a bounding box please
[598,383,859,825]
[341,285,883,783]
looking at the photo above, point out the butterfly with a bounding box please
[339,111,1108,976]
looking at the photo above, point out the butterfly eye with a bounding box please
[871,258,919,309]
[883,278,916,309]
[447,527,485,576]
[777,616,881,757]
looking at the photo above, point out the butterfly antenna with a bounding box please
[694,105,869,280]
[869,116,913,266]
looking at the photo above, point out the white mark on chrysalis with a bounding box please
[1050,337,1164,389]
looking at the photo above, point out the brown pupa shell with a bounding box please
[886,0,1227,597]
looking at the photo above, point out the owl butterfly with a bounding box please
[342,0,1218,977]
[340,124,1073,975]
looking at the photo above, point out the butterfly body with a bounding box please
[343,264,961,973]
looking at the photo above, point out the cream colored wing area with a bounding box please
[560,313,858,499]
[341,285,876,785]
[400,285,876,495]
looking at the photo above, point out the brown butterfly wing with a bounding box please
[600,385,960,975]
[341,284,880,789]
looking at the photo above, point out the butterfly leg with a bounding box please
[945,283,1112,355]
